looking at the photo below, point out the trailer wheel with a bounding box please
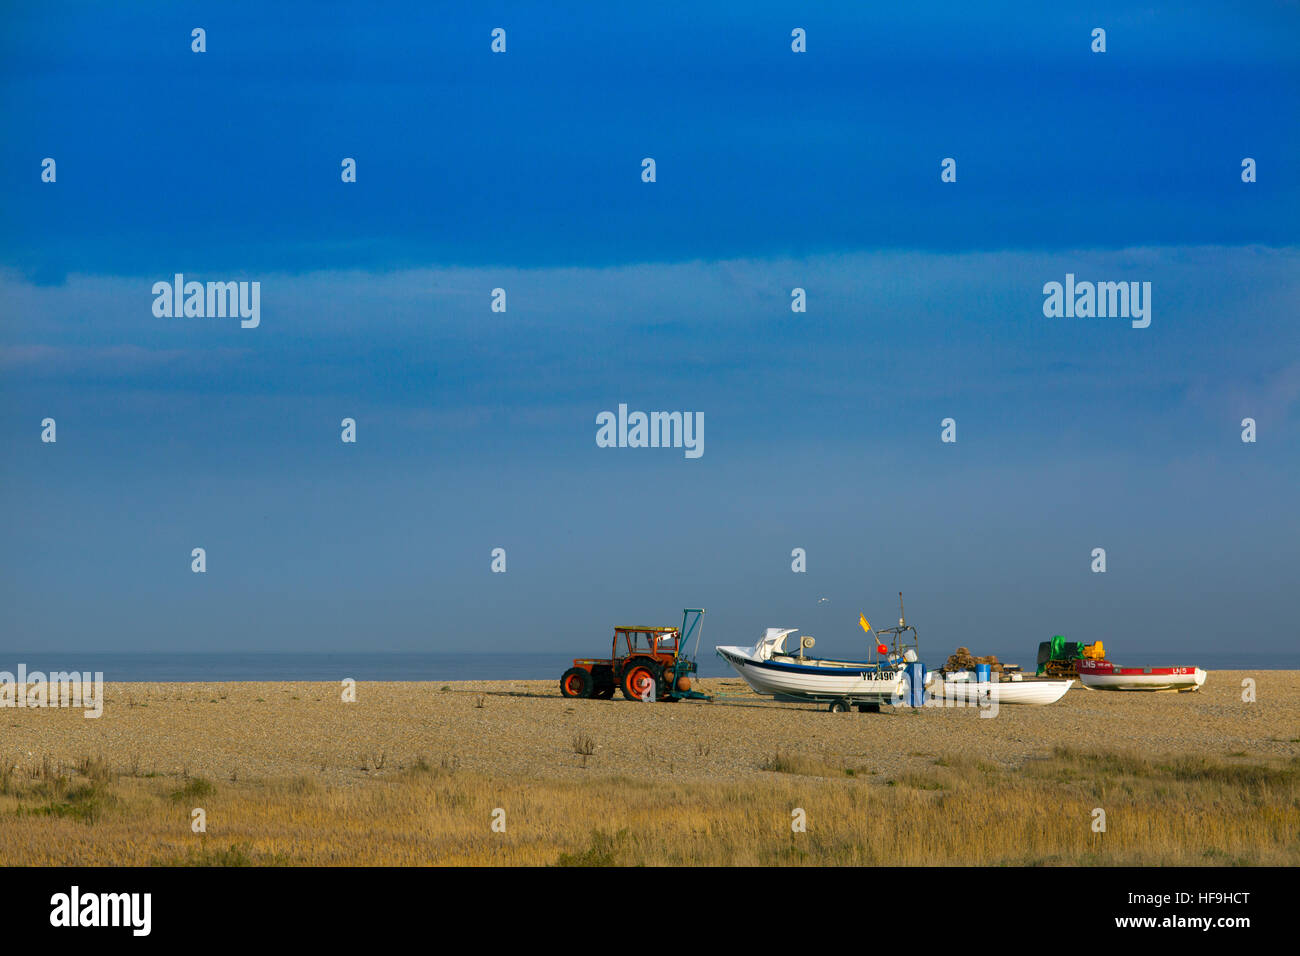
[857,703,881,713]
[828,698,851,713]
[560,668,593,699]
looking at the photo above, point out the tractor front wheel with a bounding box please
[560,667,593,699]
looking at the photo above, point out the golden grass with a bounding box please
[2,747,1297,866]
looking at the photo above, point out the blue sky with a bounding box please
[1,2,1297,664]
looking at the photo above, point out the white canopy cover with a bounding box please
[751,628,799,661]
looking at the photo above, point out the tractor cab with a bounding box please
[615,626,680,661]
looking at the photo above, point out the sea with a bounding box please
[0,650,1295,682]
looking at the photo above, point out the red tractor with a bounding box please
[560,609,710,702]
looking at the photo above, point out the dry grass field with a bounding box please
[2,672,1297,865]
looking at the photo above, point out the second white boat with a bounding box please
[929,671,1074,705]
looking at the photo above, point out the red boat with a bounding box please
[1077,658,1207,692]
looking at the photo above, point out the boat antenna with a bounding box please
[898,592,905,628]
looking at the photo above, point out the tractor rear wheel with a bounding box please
[620,662,661,702]
[560,668,593,699]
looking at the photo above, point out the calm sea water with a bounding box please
[0,649,1294,682]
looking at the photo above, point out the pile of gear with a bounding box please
[943,646,1004,673]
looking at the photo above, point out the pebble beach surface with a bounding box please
[4,671,1296,786]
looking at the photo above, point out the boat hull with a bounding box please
[932,676,1073,705]
[716,646,905,703]
[1077,661,1206,692]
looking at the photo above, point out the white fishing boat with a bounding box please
[1077,659,1207,692]
[715,594,921,711]
[929,670,1073,705]
[716,629,910,704]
